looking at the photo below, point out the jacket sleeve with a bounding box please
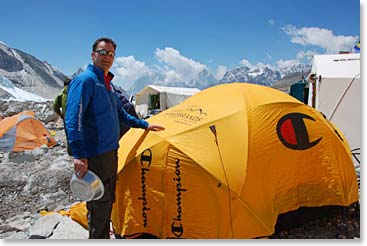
[65,77,94,159]
[114,93,148,129]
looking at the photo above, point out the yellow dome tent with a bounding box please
[111,83,358,239]
[0,111,56,152]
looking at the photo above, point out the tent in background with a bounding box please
[134,85,200,118]
[307,53,360,166]
[0,111,56,152]
[112,83,358,239]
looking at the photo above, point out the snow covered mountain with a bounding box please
[0,75,47,102]
[219,63,311,86]
[126,71,166,95]
[188,68,218,89]
[220,66,278,86]
[278,63,312,78]
[127,63,311,94]
[0,40,311,99]
[0,41,67,100]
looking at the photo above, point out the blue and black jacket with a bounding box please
[65,64,148,159]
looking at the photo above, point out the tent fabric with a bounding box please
[138,85,201,96]
[39,202,88,229]
[0,111,56,152]
[135,85,200,111]
[69,202,88,229]
[309,53,360,78]
[307,53,360,166]
[112,83,358,239]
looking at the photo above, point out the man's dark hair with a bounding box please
[92,37,117,51]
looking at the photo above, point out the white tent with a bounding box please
[307,53,360,166]
[135,85,200,117]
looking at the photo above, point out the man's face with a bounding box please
[91,41,115,73]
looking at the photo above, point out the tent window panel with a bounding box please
[0,127,17,151]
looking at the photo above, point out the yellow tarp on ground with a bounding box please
[40,202,88,229]
[69,202,88,229]
[111,83,358,239]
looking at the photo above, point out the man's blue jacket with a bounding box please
[65,64,148,159]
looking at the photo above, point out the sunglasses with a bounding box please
[94,49,115,57]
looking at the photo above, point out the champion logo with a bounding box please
[276,113,322,150]
[138,149,152,227]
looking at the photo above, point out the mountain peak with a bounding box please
[188,68,218,89]
[220,63,310,86]
[0,41,67,100]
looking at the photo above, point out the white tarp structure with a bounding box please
[307,53,360,166]
[135,85,200,117]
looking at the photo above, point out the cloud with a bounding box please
[276,59,300,69]
[240,59,254,69]
[276,50,317,69]
[110,48,207,88]
[112,56,151,88]
[295,50,317,61]
[268,19,275,25]
[164,70,182,83]
[240,59,276,70]
[215,65,227,80]
[282,25,359,53]
[155,47,206,83]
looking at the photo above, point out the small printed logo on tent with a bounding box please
[138,149,152,227]
[162,106,208,125]
[276,113,322,150]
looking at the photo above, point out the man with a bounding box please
[65,37,164,239]
[52,77,72,155]
[52,77,71,119]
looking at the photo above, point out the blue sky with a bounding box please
[0,0,361,89]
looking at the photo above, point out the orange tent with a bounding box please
[0,111,56,152]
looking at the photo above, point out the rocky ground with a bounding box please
[0,129,74,222]
[0,101,361,240]
[0,101,79,239]
[270,202,360,239]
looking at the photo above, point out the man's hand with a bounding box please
[74,158,88,179]
[147,124,165,131]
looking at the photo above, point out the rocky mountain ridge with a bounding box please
[0,41,311,98]
[0,42,66,100]
[128,63,311,93]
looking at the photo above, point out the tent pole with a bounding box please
[209,125,234,238]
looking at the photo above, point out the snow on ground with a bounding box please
[0,76,47,102]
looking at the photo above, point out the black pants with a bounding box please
[86,149,117,239]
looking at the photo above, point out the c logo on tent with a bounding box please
[140,149,152,167]
[276,113,322,150]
